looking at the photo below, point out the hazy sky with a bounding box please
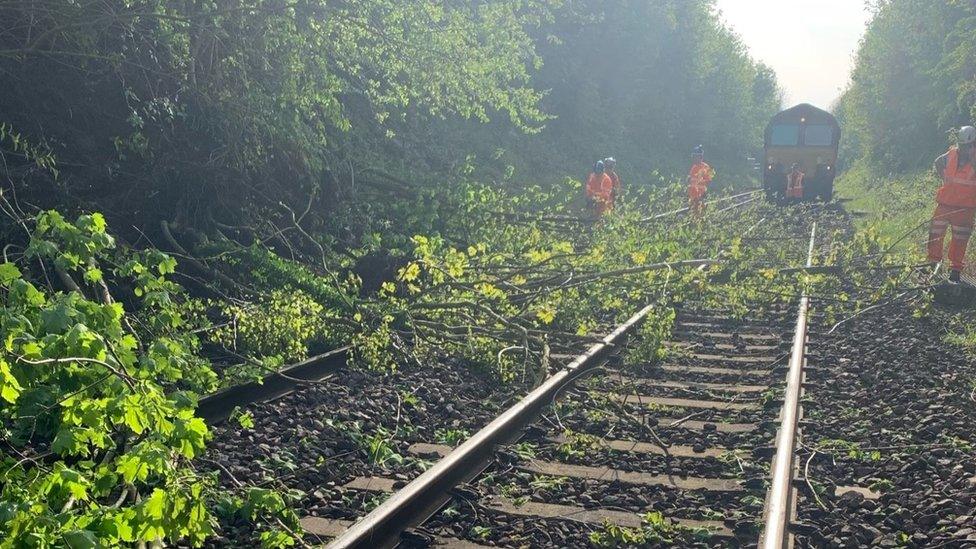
[714,0,872,110]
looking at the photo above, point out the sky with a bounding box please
[714,0,872,110]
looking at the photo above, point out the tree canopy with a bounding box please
[1,0,780,237]
[836,0,976,169]
[0,0,552,226]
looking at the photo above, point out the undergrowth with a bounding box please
[0,170,928,547]
[837,161,976,355]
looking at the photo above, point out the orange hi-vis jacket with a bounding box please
[937,147,976,208]
[587,173,613,202]
[587,172,614,214]
[688,161,714,202]
[787,170,804,199]
[607,170,621,197]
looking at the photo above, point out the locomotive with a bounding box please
[763,104,841,201]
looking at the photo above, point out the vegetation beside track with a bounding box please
[4,171,936,547]
[835,164,933,257]
[0,183,794,547]
[833,0,976,362]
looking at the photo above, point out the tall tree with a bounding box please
[0,0,553,226]
[837,0,976,169]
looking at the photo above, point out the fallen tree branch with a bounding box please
[524,258,719,290]
[53,263,89,299]
[160,220,246,294]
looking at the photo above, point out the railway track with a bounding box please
[202,204,865,548]
[255,216,862,548]
[315,307,803,548]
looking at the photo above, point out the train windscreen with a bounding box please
[804,125,834,146]
[769,124,800,146]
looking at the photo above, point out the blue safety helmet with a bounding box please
[693,145,704,156]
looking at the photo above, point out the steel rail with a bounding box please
[197,347,350,423]
[759,222,817,548]
[714,194,761,214]
[641,189,762,222]
[326,304,657,549]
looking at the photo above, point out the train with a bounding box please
[763,103,840,202]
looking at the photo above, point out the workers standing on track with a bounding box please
[687,145,715,217]
[604,157,621,205]
[786,163,805,201]
[586,160,614,218]
[928,126,976,283]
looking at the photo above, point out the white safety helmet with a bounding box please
[960,126,976,145]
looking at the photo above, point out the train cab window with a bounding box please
[769,124,800,146]
[804,125,834,146]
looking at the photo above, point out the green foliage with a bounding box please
[625,308,675,366]
[348,425,404,467]
[835,164,933,250]
[345,178,781,380]
[0,0,782,245]
[588,511,712,547]
[512,442,538,460]
[434,428,470,447]
[214,289,327,365]
[215,487,303,549]
[0,3,804,546]
[0,211,220,546]
[0,122,58,178]
[469,525,492,541]
[231,408,256,430]
[556,430,601,461]
[869,478,895,493]
[430,0,782,183]
[528,475,568,492]
[0,210,309,547]
[837,0,976,170]
[350,314,398,373]
[817,439,883,462]
[0,0,554,229]
[211,242,361,311]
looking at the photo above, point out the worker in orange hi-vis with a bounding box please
[687,145,715,217]
[586,160,614,217]
[928,125,976,283]
[786,163,805,201]
[604,157,621,205]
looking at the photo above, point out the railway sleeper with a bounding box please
[331,475,738,539]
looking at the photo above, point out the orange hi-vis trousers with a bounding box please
[689,185,707,217]
[928,203,976,271]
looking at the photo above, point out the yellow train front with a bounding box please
[763,104,840,202]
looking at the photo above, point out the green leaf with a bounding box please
[123,402,147,435]
[0,262,21,285]
[0,359,22,404]
[116,454,150,484]
[58,467,90,501]
[157,256,177,275]
[51,427,81,455]
[62,530,98,549]
[40,302,74,332]
[89,212,107,232]
[83,267,103,283]
[144,488,166,520]
[10,278,46,306]
[235,409,255,429]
